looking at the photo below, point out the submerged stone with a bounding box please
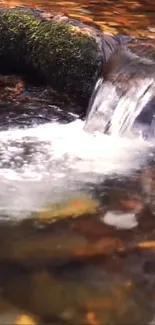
[102,211,138,229]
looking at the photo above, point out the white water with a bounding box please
[84,77,155,137]
[0,118,151,218]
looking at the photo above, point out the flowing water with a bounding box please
[0,118,150,218]
[84,76,155,137]
[84,47,155,137]
[0,1,155,325]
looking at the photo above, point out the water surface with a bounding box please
[0,1,154,325]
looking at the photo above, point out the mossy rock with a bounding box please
[0,6,133,110]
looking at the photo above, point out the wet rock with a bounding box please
[0,6,133,113]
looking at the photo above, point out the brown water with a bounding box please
[0,1,155,325]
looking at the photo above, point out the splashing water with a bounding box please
[84,76,155,138]
[0,118,151,218]
[1,48,155,218]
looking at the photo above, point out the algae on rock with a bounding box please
[0,7,102,107]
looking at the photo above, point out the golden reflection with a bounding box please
[137,241,155,249]
[15,314,37,325]
[86,312,99,325]
[36,196,100,222]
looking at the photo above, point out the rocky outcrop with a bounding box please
[0,6,133,112]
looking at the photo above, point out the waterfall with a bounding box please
[84,48,155,138]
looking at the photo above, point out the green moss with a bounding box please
[0,7,101,107]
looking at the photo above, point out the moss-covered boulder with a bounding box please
[0,6,133,109]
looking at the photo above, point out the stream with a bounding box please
[0,1,155,325]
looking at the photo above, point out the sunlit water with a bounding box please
[0,117,152,219]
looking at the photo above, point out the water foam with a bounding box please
[0,118,151,218]
[0,119,150,178]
